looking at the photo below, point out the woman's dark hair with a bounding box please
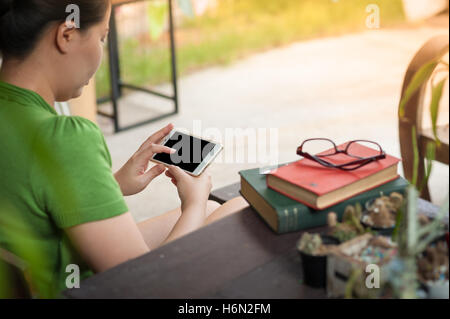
[0,0,109,58]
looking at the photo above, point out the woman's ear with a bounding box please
[54,21,79,54]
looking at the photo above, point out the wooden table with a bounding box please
[63,184,442,299]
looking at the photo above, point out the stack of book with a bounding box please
[239,142,408,234]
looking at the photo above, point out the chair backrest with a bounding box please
[398,34,449,133]
[398,35,449,198]
[54,102,72,116]
[0,247,32,299]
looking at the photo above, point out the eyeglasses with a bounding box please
[296,138,386,171]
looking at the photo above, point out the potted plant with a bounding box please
[326,234,397,298]
[361,192,405,236]
[384,39,449,299]
[296,232,340,288]
[340,38,449,299]
[417,238,449,298]
[327,204,371,243]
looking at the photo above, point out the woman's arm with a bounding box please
[159,165,212,246]
[65,165,212,272]
[65,212,149,273]
[160,202,208,246]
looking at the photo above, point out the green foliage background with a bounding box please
[95,0,405,98]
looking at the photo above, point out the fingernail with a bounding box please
[170,148,176,154]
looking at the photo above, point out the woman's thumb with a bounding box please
[167,165,184,180]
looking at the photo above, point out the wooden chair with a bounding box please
[399,35,449,200]
[0,247,31,298]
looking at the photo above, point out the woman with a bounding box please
[0,0,247,298]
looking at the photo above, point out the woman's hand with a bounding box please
[114,123,175,196]
[165,165,212,210]
[160,165,213,245]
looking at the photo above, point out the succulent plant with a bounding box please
[328,203,369,243]
[297,233,322,255]
[332,227,358,243]
[388,186,449,298]
[364,192,405,228]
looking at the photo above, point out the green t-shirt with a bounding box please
[0,81,128,298]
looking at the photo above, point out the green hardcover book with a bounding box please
[239,166,409,234]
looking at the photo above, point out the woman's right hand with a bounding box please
[165,165,212,209]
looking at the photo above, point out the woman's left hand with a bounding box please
[114,123,175,196]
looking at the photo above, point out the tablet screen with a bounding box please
[153,131,217,173]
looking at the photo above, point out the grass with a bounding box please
[95,0,405,98]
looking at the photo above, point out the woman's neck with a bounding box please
[0,57,56,107]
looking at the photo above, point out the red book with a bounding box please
[266,142,401,210]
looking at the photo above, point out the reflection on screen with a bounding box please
[153,132,216,173]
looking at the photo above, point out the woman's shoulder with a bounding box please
[30,115,110,162]
[36,115,103,143]
[31,115,112,169]
[41,115,100,133]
